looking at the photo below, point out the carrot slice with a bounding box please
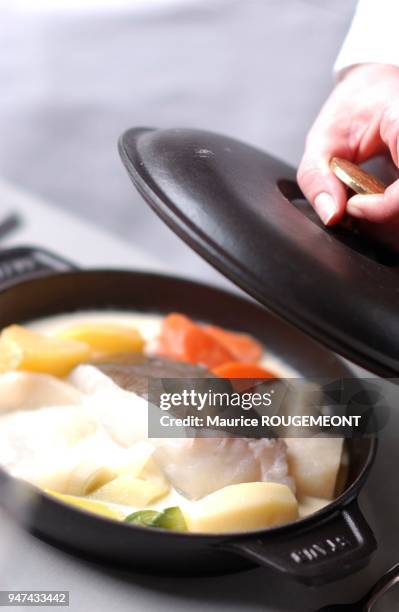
[212,362,276,392]
[212,362,275,379]
[157,313,234,369]
[204,325,263,363]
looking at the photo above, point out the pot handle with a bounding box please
[0,246,76,291]
[219,500,376,586]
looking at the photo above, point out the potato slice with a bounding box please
[0,339,22,373]
[46,489,124,520]
[285,437,344,499]
[298,496,329,519]
[89,450,170,507]
[89,473,169,507]
[57,323,144,357]
[0,325,90,377]
[185,482,298,533]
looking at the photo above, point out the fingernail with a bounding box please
[346,201,364,219]
[314,193,338,226]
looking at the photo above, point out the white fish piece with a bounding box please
[9,448,80,492]
[0,364,154,492]
[69,364,117,396]
[0,404,97,472]
[70,365,149,446]
[154,437,294,500]
[0,372,82,413]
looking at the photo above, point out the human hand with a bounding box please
[297,63,399,249]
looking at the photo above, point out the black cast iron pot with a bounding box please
[0,246,376,586]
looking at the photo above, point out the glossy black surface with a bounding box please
[0,255,377,584]
[119,127,399,376]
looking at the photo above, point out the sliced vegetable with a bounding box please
[298,496,329,519]
[124,507,187,531]
[204,325,263,362]
[156,313,234,369]
[185,482,298,533]
[0,340,23,374]
[66,461,117,496]
[152,506,187,532]
[0,325,90,377]
[89,473,170,507]
[212,362,275,392]
[45,489,124,520]
[57,323,144,357]
[156,314,265,370]
[125,509,160,526]
[115,441,156,478]
[212,361,276,393]
[285,438,344,499]
[212,362,275,379]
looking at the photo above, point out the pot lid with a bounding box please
[119,127,399,377]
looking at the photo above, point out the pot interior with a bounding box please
[0,269,376,539]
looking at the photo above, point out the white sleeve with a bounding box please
[335,0,399,74]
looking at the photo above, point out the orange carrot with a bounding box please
[212,362,276,392]
[212,362,275,379]
[157,313,234,369]
[203,325,263,363]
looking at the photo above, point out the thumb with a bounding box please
[347,179,399,223]
[297,151,349,226]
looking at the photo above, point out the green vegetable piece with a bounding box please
[125,510,160,526]
[153,506,187,532]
